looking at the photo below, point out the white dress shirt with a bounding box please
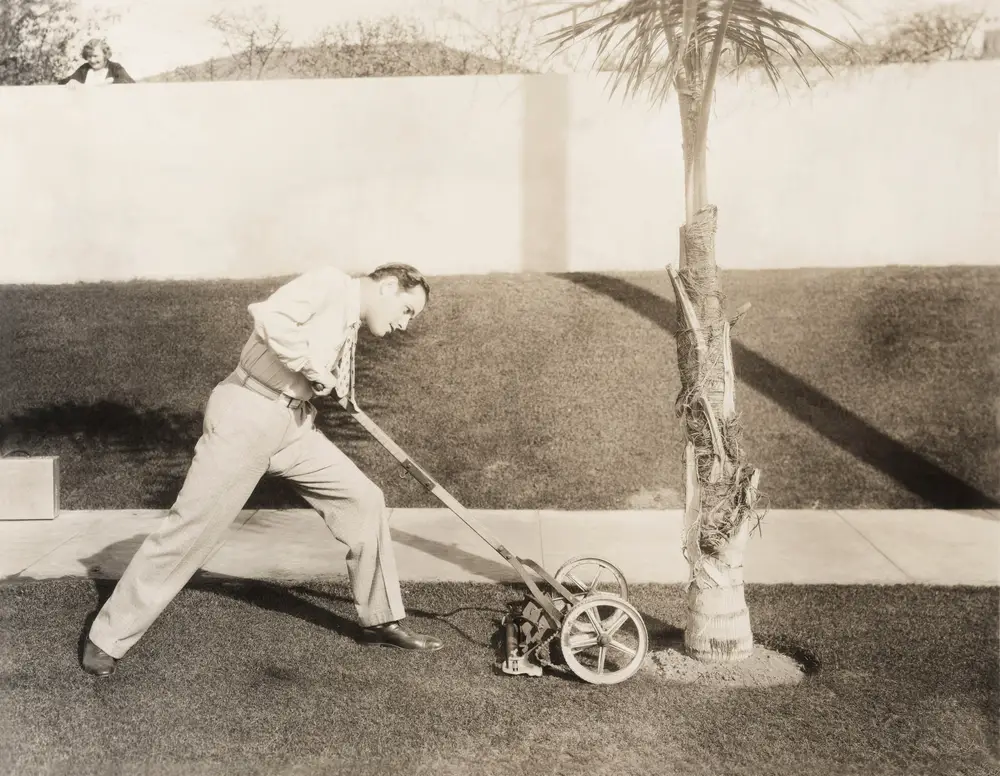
[84,67,113,86]
[238,266,362,400]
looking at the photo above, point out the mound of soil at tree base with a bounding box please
[643,644,806,688]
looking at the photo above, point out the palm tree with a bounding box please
[538,0,853,663]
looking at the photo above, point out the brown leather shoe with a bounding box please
[82,639,117,677]
[361,621,443,652]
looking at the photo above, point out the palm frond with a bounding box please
[535,0,855,103]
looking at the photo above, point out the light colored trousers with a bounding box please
[89,372,406,659]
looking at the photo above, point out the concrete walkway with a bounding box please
[2,507,997,586]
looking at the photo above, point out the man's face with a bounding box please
[87,49,107,69]
[364,279,426,338]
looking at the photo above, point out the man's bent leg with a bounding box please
[270,421,405,627]
[88,383,286,660]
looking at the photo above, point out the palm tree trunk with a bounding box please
[670,65,761,663]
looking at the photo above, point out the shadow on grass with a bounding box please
[0,398,373,509]
[390,528,520,583]
[74,536,510,664]
[559,272,1000,510]
[74,554,352,654]
[71,534,681,685]
[71,537,647,686]
[73,536,817,681]
[753,633,823,676]
[70,536,829,685]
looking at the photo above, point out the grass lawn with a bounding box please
[0,579,996,776]
[1,266,997,511]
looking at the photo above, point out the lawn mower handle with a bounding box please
[337,396,510,552]
[337,397,565,625]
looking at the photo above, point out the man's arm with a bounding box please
[247,267,343,389]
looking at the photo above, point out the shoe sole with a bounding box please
[82,666,116,677]
[361,640,444,652]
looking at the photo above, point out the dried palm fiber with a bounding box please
[669,206,765,560]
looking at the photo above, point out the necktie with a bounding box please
[332,324,359,408]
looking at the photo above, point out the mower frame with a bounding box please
[339,398,649,685]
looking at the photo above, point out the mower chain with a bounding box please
[536,628,562,669]
[530,601,570,675]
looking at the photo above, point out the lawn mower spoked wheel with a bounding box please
[344,398,647,685]
[559,594,648,685]
[554,556,630,603]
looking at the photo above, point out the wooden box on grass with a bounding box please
[0,456,60,520]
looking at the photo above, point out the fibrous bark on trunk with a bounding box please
[670,107,763,661]
[670,222,762,661]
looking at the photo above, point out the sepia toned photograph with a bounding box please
[0,0,998,774]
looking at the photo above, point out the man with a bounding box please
[82,263,441,677]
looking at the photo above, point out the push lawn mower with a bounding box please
[337,397,650,686]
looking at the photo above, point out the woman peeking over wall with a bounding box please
[59,38,135,87]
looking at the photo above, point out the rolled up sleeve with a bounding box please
[248,267,342,383]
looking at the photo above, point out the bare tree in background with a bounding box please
[153,7,547,82]
[446,0,549,72]
[208,5,291,80]
[748,2,988,75]
[290,15,516,78]
[831,2,986,64]
[172,59,221,82]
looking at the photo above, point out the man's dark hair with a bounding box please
[369,263,430,301]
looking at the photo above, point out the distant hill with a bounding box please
[143,41,532,82]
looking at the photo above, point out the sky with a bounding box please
[70,0,999,79]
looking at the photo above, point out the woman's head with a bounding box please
[82,38,112,69]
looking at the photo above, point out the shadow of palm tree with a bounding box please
[558,272,999,509]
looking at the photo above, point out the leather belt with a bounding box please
[234,365,308,409]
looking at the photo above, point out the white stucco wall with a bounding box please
[0,61,996,284]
